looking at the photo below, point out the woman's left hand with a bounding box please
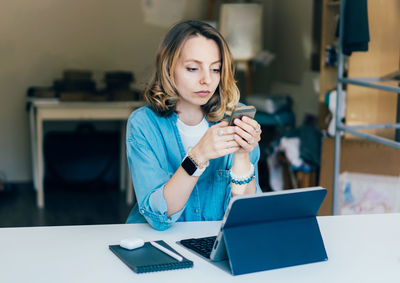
[232,116,262,153]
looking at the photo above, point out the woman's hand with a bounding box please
[190,121,239,165]
[232,116,262,153]
[229,116,260,196]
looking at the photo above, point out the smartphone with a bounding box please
[228,105,257,126]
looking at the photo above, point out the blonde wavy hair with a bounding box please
[144,20,240,122]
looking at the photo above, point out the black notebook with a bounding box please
[109,240,193,274]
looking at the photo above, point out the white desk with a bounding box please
[28,100,144,208]
[1,214,400,282]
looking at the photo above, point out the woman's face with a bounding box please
[173,35,221,110]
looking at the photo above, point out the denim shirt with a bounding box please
[126,106,261,230]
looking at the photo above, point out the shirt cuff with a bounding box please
[139,185,185,230]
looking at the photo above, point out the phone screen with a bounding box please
[228,106,256,126]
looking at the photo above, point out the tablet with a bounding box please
[179,187,327,262]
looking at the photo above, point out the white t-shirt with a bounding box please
[177,117,209,152]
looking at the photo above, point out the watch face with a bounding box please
[182,156,197,176]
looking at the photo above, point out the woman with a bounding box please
[126,20,262,230]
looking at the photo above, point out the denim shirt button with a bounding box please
[194,209,199,213]
[219,171,223,177]
[140,209,145,214]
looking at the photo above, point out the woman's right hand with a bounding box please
[189,121,239,165]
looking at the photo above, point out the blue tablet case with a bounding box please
[222,187,328,275]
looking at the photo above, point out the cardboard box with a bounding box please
[318,137,400,215]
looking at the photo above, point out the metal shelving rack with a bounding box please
[332,0,400,214]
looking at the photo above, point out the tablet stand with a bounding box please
[222,187,328,275]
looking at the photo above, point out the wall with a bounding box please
[255,0,320,125]
[0,0,317,182]
[0,0,204,181]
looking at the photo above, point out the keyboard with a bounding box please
[180,236,217,259]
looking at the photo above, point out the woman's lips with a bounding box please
[195,91,210,97]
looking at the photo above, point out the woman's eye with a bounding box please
[212,68,221,73]
[186,67,198,72]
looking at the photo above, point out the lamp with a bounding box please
[219,2,263,61]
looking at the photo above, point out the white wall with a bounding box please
[0,0,204,181]
[254,0,319,125]
[270,0,319,124]
[0,0,318,182]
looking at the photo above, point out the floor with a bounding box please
[0,182,132,228]
[0,155,273,229]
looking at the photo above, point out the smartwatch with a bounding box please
[181,155,206,177]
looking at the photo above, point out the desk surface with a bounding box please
[1,214,400,282]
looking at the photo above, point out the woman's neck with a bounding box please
[176,101,204,126]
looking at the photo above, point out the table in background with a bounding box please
[28,99,144,208]
[1,214,400,282]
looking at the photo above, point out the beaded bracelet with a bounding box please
[230,164,255,185]
[231,175,255,185]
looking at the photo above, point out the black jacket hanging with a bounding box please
[339,0,370,56]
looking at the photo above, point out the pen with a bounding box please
[150,241,183,262]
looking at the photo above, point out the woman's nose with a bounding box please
[200,70,211,85]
